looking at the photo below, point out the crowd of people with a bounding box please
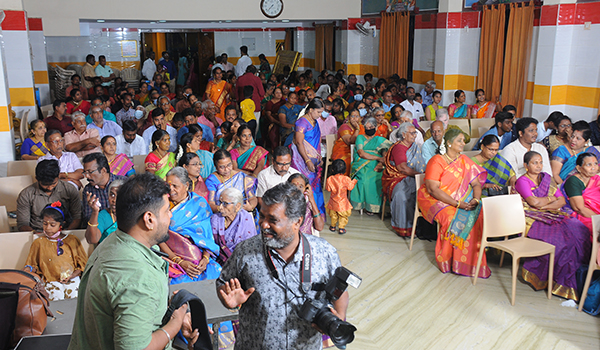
[13,47,600,349]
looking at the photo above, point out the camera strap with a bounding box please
[264,233,312,294]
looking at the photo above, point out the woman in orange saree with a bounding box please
[204,67,231,121]
[417,128,491,278]
[470,89,499,119]
[331,109,364,176]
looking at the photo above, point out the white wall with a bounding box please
[213,30,286,61]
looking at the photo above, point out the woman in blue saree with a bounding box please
[279,92,303,146]
[448,90,469,119]
[551,121,600,184]
[470,135,516,197]
[290,98,326,216]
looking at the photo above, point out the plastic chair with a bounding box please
[133,155,147,174]
[0,231,34,269]
[474,194,555,305]
[463,139,478,151]
[323,134,336,187]
[448,119,470,135]
[7,160,38,177]
[409,174,425,250]
[462,150,479,158]
[470,119,495,138]
[0,206,9,233]
[418,121,432,131]
[0,175,34,212]
[40,104,53,118]
[578,215,600,312]
[19,109,31,142]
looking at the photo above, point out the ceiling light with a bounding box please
[97,20,105,23]
[158,20,166,23]
[282,20,289,23]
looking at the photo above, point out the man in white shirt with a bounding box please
[116,120,148,157]
[501,117,551,178]
[141,51,156,81]
[221,53,235,73]
[142,108,178,152]
[536,112,562,142]
[235,46,253,78]
[256,146,299,206]
[400,87,424,121]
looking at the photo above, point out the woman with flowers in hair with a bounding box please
[417,128,491,278]
[145,129,177,179]
[24,201,88,300]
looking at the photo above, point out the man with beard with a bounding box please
[80,153,127,223]
[69,174,199,350]
[115,93,136,126]
[217,182,349,349]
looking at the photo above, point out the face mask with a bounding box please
[354,94,363,101]
[152,99,158,105]
[321,111,330,119]
[134,109,144,120]
[289,87,296,92]
[365,128,376,136]
[359,108,367,117]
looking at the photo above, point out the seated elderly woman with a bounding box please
[159,166,221,284]
[179,152,209,201]
[551,121,600,184]
[417,128,490,278]
[470,134,516,196]
[350,117,391,215]
[563,152,600,236]
[288,173,325,235]
[101,135,135,177]
[85,179,125,245]
[382,122,426,236]
[210,187,257,265]
[515,151,590,301]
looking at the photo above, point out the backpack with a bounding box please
[0,270,53,349]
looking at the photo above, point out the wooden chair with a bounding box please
[409,174,425,250]
[474,194,555,305]
[578,215,600,312]
[0,206,9,233]
[470,119,495,138]
[133,155,147,174]
[0,231,34,270]
[0,175,34,212]
[7,160,38,177]
[323,134,336,187]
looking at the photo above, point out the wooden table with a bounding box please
[45,279,237,350]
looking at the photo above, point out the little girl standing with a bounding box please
[24,202,88,301]
[326,160,357,234]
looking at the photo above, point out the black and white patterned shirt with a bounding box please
[217,233,342,350]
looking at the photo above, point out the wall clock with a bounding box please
[261,0,284,18]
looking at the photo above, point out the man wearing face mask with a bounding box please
[116,120,148,157]
[115,93,136,127]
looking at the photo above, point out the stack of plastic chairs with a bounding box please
[52,65,76,100]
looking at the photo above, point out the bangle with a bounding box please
[25,265,34,272]
[313,213,321,218]
[473,198,480,205]
[172,256,183,264]
[202,255,210,263]
[158,327,171,342]
[547,196,552,202]
[456,201,460,208]
[87,221,99,227]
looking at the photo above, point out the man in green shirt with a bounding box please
[69,174,198,350]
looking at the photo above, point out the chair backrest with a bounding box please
[40,104,53,118]
[470,119,495,138]
[19,110,30,142]
[63,229,94,257]
[481,194,526,239]
[350,144,355,163]
[448,119,470,135]
[133,155,146,174]
[7,160,38,177]
[462,150,479,158]
[0,175,34,212]
[463,139,478,151]
[415,173,425,191]
[589,215,600,270]
[0,206,9,233]
[0,231,33,270]
[418,121,432,131]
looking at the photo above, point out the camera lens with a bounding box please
[314,308,357,348]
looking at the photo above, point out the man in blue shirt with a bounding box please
[473,112,515,151]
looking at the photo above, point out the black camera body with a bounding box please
[298,266,362,349]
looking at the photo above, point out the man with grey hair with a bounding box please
[422,120,444,164]
[217,182,349,350]
[419,80,436,108]
[64,111,101,157]
[87,105,123,138]
[424,108,471,144]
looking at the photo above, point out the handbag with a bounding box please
[486,186,509,197]
[0,270,53,348]
[162,289,212,350]
[576,265,600,316]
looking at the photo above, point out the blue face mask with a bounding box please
[134,109,144,120]
[359,108,367,117]
[289,87,296,92]
[321,111,330,119]
[354,94,363,101]
[152,99,158,105]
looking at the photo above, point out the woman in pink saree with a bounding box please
[563,152,600,239]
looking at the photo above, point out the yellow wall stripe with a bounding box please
[9,87,35,107]
[33,70,49,85]
[413,70,435,85]
[532,84,600,109]
[347,64,378,76]
[526,81,534,100]
[0,106,11,132]
[533,84,550,105]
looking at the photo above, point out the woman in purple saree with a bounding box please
[514,151,590,301]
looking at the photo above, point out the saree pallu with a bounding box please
[382,142,426,236]
[280,104,303,146]
[167,192,221,284]
[349,135,390,213]
[417,155,491,278]
[448,103,469,118]
[331,124,365,177]
[517,173,591,301]
[205,80,231,121]
[299,197,316,236]
[290,118,326,215]
[553,146,600,180]
[473,154,515,197]
[572,175,600,235]
[109,153,135,176]
[542,135,568,156]
[472,102,496,119]
[23,138,48,157]
[231,146,268,173]
[145,152,177,179]
[210,210,257,265]
[205,171,259,230]
[192,178,209,202]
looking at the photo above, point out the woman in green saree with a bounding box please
[144,129,177,179]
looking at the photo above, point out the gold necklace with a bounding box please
[524,173,539,185]
[443,152,459,163]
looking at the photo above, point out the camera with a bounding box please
[298,266,362,349]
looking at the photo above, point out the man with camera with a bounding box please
[217,182,351,349]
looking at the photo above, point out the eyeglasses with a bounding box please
[559,124,572,129]
[219,201,235,207]
[82,168,100,176]
[188,162,201,167]
[48,139,64,145]
[160,103,170,106]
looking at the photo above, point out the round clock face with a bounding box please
[261,0,284,18]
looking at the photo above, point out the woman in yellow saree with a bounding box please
[204,66,231,121]
[417,128,491,278]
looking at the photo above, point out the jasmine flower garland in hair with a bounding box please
[175,146,184,162]
[438,137,447,155]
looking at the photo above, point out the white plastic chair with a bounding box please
[409,174,426,250]
[579,215,600,312]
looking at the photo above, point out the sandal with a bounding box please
[365,211,375,216]
[339,228,347,234]
[329,226,337,232]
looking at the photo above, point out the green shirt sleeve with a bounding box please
[564,175,585,197]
